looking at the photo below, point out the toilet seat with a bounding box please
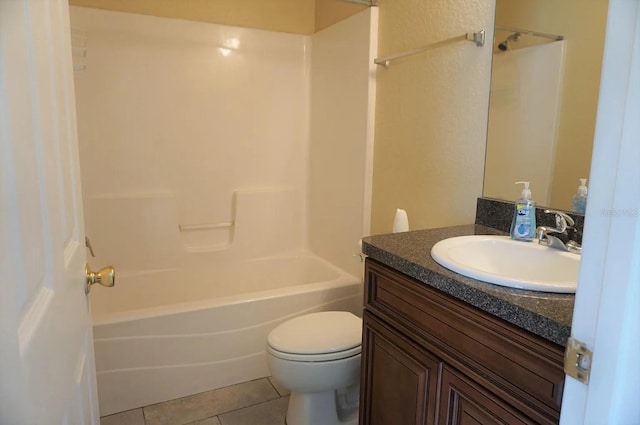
[267,311,362,361]
[268,344,361,362]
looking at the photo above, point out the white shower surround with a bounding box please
[72,7,311,267]
[70,6,377,416]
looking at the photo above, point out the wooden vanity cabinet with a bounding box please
[360,259,566,425]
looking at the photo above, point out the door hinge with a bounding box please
[564,337,592,384]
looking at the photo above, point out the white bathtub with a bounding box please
[91,254,363,416]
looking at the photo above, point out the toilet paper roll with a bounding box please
[392,209,409,233]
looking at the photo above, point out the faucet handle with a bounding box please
[543,209,575,231]
[566,240,582,254]
[535,226,549,242]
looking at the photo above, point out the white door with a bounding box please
[560,0,640,423]
[0,1,100,424]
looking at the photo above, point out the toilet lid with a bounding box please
[267,311,362,355]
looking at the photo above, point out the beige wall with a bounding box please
[68,0,367,34]
[369,0,495,234]
[494,0,608,210]
[315,0,367,32]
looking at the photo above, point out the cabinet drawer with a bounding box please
[364,259,564,423]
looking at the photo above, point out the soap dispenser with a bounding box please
[572,178,588,214]
[510,181,536,241]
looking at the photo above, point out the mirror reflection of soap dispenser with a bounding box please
[572,178,588,214]
[511,181,536,241]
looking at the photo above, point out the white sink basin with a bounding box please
[431,235,579,293]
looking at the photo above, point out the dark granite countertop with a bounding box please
[361,224,574,346]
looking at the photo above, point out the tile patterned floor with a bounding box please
[100,378,291,425]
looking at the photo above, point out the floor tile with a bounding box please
[185,417,221,425]
[143,379,279,425]
[267,377,290,397]
[219,397,289,425]
[100,408,145,425]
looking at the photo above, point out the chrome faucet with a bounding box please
[535,209,582,254]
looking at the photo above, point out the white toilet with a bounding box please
[266,311,362,425]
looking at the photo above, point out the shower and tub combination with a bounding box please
[71,5,378,417]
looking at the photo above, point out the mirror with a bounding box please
[483,0,609,211]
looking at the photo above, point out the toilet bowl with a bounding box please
[266,311,362,425]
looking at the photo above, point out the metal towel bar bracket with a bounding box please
[374,30,485,68]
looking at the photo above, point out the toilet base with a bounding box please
[286,385,359,425]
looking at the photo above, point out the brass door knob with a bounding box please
[85,264,116,294]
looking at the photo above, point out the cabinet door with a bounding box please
[360,312,442,425]
[439,366,535,425]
